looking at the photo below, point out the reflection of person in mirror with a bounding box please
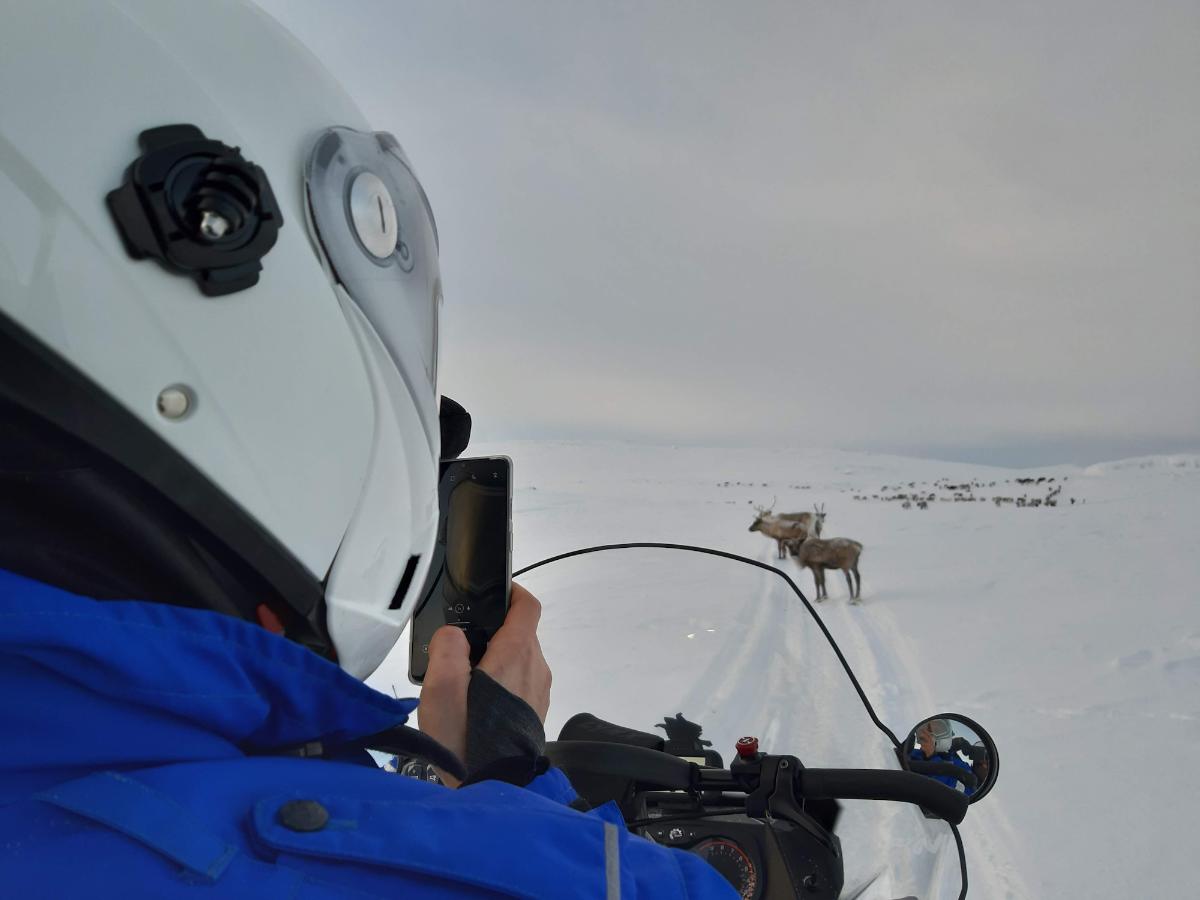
[912,719,976,798]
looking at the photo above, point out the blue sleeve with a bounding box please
[520,766,580,806]
[671,849,741,898]
[613,807,741,899]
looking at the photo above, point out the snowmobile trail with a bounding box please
[672,551,844,758]
[760,561,923,896]
[708,553,1029,899]
[676,560,788,742]
[821,592,958,897]
[816,585,1031,899]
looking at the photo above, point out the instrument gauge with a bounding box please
[690,837,759,899]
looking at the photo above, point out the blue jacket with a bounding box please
[0,569,735,898]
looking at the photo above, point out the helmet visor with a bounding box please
[304,127,441,454]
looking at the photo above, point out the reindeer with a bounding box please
[787,503,829,553]
[789,507,863,601]
[749,500,822,559]
[779,503,829,556]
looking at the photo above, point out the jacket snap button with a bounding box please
[278,799,330,832]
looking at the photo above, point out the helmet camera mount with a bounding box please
[107,124,283,296]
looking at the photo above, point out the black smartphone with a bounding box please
[408,455,512,684]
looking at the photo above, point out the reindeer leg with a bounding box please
[843,567,854,599]
[852,566,861,600]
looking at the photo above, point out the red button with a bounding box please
[735,736,759,758]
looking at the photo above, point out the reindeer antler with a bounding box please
[751,496,779,518]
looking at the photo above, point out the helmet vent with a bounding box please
[388,555,421,610]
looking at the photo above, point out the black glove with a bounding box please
[460,668,547,787]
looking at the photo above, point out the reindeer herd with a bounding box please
[749,501,864,602]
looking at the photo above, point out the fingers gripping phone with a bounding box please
[408,456,512,684]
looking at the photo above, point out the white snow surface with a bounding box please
[370,441,1200,899]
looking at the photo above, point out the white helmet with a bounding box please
[928,719,956,754]
[0,0,443,677]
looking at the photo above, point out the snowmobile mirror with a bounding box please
[899,713,998,804]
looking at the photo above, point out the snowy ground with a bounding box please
[370,442,1200,899]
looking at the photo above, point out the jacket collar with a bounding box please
[0,568,415,790]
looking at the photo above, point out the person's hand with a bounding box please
[417,583,552,786]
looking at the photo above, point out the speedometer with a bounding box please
[690,838,759,900]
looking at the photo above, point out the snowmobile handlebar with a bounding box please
[799,768,967,823]
[544,740,693,790]
[543,739,969,825]
[548,704,980,897]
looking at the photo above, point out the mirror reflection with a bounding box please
[903,714,997,803]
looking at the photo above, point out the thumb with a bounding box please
[424,625,471,687]
[417,625,472,776]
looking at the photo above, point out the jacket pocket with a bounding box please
[250,789,633,899]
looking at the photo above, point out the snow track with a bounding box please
[780,562,1030,900]
[663,547,947,896]
[675,556,786,740]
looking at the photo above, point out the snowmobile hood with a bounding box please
[0,568,416,799]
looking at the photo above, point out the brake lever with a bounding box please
[745,755,844,898]
[747,756,836,838]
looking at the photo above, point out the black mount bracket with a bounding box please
[656,713,723,767]
[107,124,283,296]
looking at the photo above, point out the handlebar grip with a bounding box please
[799,768,969,824]
[557,713,666,751]
[544,740,694,790]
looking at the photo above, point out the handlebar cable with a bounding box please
[951,820,968,900]
[514,542,902,748]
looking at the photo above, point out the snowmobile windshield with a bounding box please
[519,546,968,900]
[304,126,441,453]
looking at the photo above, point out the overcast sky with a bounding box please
[259,0,1198,466]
